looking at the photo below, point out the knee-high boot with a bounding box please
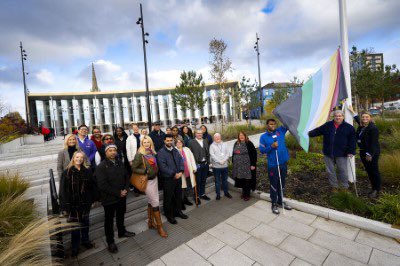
[147,204,157,229]
[153,207,168,238]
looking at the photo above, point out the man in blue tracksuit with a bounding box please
[259,118,292,214]
[76,124,97,169]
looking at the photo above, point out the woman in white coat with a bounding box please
[175,138,197,209]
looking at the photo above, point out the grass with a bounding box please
[218,124,265,141]
[371,193,400,225]
[374,117,400,135]
[0,217,73,266]
[329,191,370,216]
[0,172,29,199]
[379,152,400,186]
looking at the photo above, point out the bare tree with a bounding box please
[209,38,233,126]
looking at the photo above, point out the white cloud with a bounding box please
[35,69,54,85]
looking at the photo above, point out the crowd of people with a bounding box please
[57,108,381,257]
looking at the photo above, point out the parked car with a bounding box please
[369,108,381,115]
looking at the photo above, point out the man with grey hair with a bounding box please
[210,133,232,200]
[308,110,356,191]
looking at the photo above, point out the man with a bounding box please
[149,121,165,152]
[188,129,210,204]
[171,126,183,146]
[76,124,97,167]
[157,134,188,224]
[209,133,232,200]
[90,127,103,150]
[259,119,292,215]
[96,145,135,253]
[308,110,356,191]
[126,123,142,194]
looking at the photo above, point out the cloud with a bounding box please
[36,69,54,84]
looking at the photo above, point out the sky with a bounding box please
[0,0,400,117]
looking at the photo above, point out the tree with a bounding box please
[209,38,233,124]
[235,77,261,125]
[0,112,27,143]
[171,70,207,122]
[378,64,400,116]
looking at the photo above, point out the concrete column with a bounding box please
[140,96,148,122]
[158,94,166,123]
[92,97,103,131]
[132,95,140,122]
[122,97,131,125]
[168,93,175,123]
[211,89,219,117]
[150,93,158,122]
[82,99,91,127]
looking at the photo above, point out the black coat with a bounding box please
[157,146,185,180]
[149,130,166,152]
[188,138,210,164]
[95,158,130,206]
[232,141,257,191]
[308,120,356,157]
[60,166,96,215]
[354,116,380,157]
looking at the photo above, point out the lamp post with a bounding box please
[254,33,263,116]
[20,41,31,131]
[136,3,152,132]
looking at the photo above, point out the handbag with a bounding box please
[130,156,148,192]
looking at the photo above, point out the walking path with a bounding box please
[65,191,400,266]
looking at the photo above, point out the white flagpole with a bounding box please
[339,0,357,185]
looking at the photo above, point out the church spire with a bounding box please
[91,62,100,92]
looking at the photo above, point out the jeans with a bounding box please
[70,211,90,252]
[268,163,287,204]
[103,198,127,245]
[213,167,228,197]
[323,156,349,188]
[196,163,209,197]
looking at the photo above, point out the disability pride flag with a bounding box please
[273,49,348,152]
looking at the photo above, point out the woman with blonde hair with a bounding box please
[175,138,197,209]
[60,151,96,257]
[131,136,167,238]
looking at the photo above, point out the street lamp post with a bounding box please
[136,3,152,133]
[254,33,263,116]
[19,41,31,131]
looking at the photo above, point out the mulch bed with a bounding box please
[255,150,399,210]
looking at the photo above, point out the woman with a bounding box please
[131,136,167,238]
[180,125,193,147]
[60,151,96,257]
[175,138,197,209]
[166,127,172,135]
[58,134,81,212]
[210,133,232,200]
[95,134,115,165]
[90,128,103,150]
[232,131,257,201]
[141,128,148,136]
[200,125,213,145]
[114,127,130,174]
[353,110,381,198]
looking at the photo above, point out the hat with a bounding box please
[105,144,117,152]
[153,121,161,126]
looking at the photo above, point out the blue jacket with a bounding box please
[157,146,185,180]
[77,136,97,163]
[259,126,290,168]
[308,120,356,157]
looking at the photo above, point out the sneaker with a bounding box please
[200,195,211,201]
[224,193,233,199]
[278,202,293,210]
[216,195,221,200]
[271,203,280,215]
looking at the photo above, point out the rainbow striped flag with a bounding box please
[273,49,348,151]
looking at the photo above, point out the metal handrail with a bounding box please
[49,169,60,215]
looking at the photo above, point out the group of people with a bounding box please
[56,108,380,258]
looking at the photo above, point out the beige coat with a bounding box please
[178,147,197,189]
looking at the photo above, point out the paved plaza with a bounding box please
[65,191,400,266]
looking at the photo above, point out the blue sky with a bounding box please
[0,0,400,116]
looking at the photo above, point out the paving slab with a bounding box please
[238,205,277,224]
[207,245,254,266]
[160,244,211,266]
[249,223,289,246]
[147,259,166,266]
[186,232,225,259]
[368,248,400,266]
[323,252,366,266]
[311,217,360,240]
[207,222,251,248]
[269,216,316,239]
[309,230,372,264]
[290,258,313,266]
[225,213,261,232]
[279,209,317,225]
[237,237,295,266]
[279,235,330,265]
[355,229,400,256]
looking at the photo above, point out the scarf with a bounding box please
[181,149,190,177]
[143,148,158,173]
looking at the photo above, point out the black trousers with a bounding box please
[360,153,381,191]
[163,178,182,219]
[242,179,252,197]
[103,198,126,245]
